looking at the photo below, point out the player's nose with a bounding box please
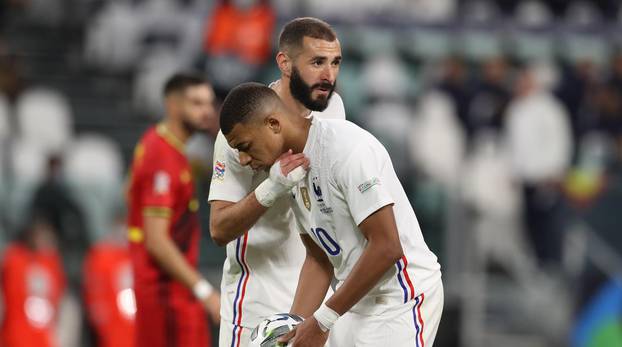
[238,152,252,166]
[321,66,337,84]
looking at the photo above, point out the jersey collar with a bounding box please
[156,123,186,154]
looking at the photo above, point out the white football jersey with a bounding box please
[290,117,442,315]
[208,92,346,329]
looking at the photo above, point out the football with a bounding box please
[249,313,303,347]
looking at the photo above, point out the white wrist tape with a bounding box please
[254,162,307,207]
[313,304,340,332]
[193,279,214,301]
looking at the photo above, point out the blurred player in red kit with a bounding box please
[126,73,220,347]
[83,215,135,347]
[0,217,66,347]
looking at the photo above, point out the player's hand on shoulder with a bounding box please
[277,316,328,347]
[202,291,221,325]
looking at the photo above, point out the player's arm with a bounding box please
[209,149,309,246]
[324,205,402,315]
[280,205,402,346]
[312,143,401,333]
[289,234,334,318]
[144,215,203,289]
[209,197,266,246]
[144,215,220,322]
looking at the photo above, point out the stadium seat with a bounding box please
[137,0,203,68]
[15,87,73,155]
[361,53,410,100]
[403,29,454,62]
[84,1,143,72]
[6,139,48,232]
[352,28,396,58]
[559,33,610,67]
[461,0,501,24]
[333,63,365,122]
[509,31,556,62]
[458,30,502,62]
[63,134,124,241]
[132,50,183,118]
[514,0,552,28]
[403,0,456,23]
[565,0,602,27]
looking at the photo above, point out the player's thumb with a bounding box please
[277,328,296,344]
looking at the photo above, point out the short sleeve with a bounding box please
[208,131,254,202]
[336,143,394,225]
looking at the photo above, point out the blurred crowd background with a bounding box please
[1,0,621,346]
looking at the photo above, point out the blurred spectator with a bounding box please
[409,91,466,188]
[0,47,23,102]
[202,0,275,94]
[608,51,622,95]
[83,214,135,347]
[586,82,622,137]
[461,131,537,286]
[0,217,66,347]
[30,155,89,287]
[505,62,573,267]
[467,56,511,137]
[556,60,598,143]
[203,0,274,65]
[436,56,473,141]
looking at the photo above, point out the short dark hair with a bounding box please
[278,17,337,55]
[163,73,208,96]
[220,82,280,135]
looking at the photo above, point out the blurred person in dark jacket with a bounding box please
[437,56,473,140]
[468,56,511,136]
[30,154,89,288]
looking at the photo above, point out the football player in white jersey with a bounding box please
[219,83,444,347]
[208,18,345,347]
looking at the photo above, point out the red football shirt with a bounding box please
[83,242,135,347]
[126,124,210,347]
[127,124,201,287]
[0,244,65,347]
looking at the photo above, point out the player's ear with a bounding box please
[276,51,291,77]
[265,116,281,134]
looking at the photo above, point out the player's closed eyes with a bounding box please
[238,143,251,152]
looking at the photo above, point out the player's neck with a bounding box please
[273,78,312,119]
[287,116,311,154]
[162,119,190,144]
